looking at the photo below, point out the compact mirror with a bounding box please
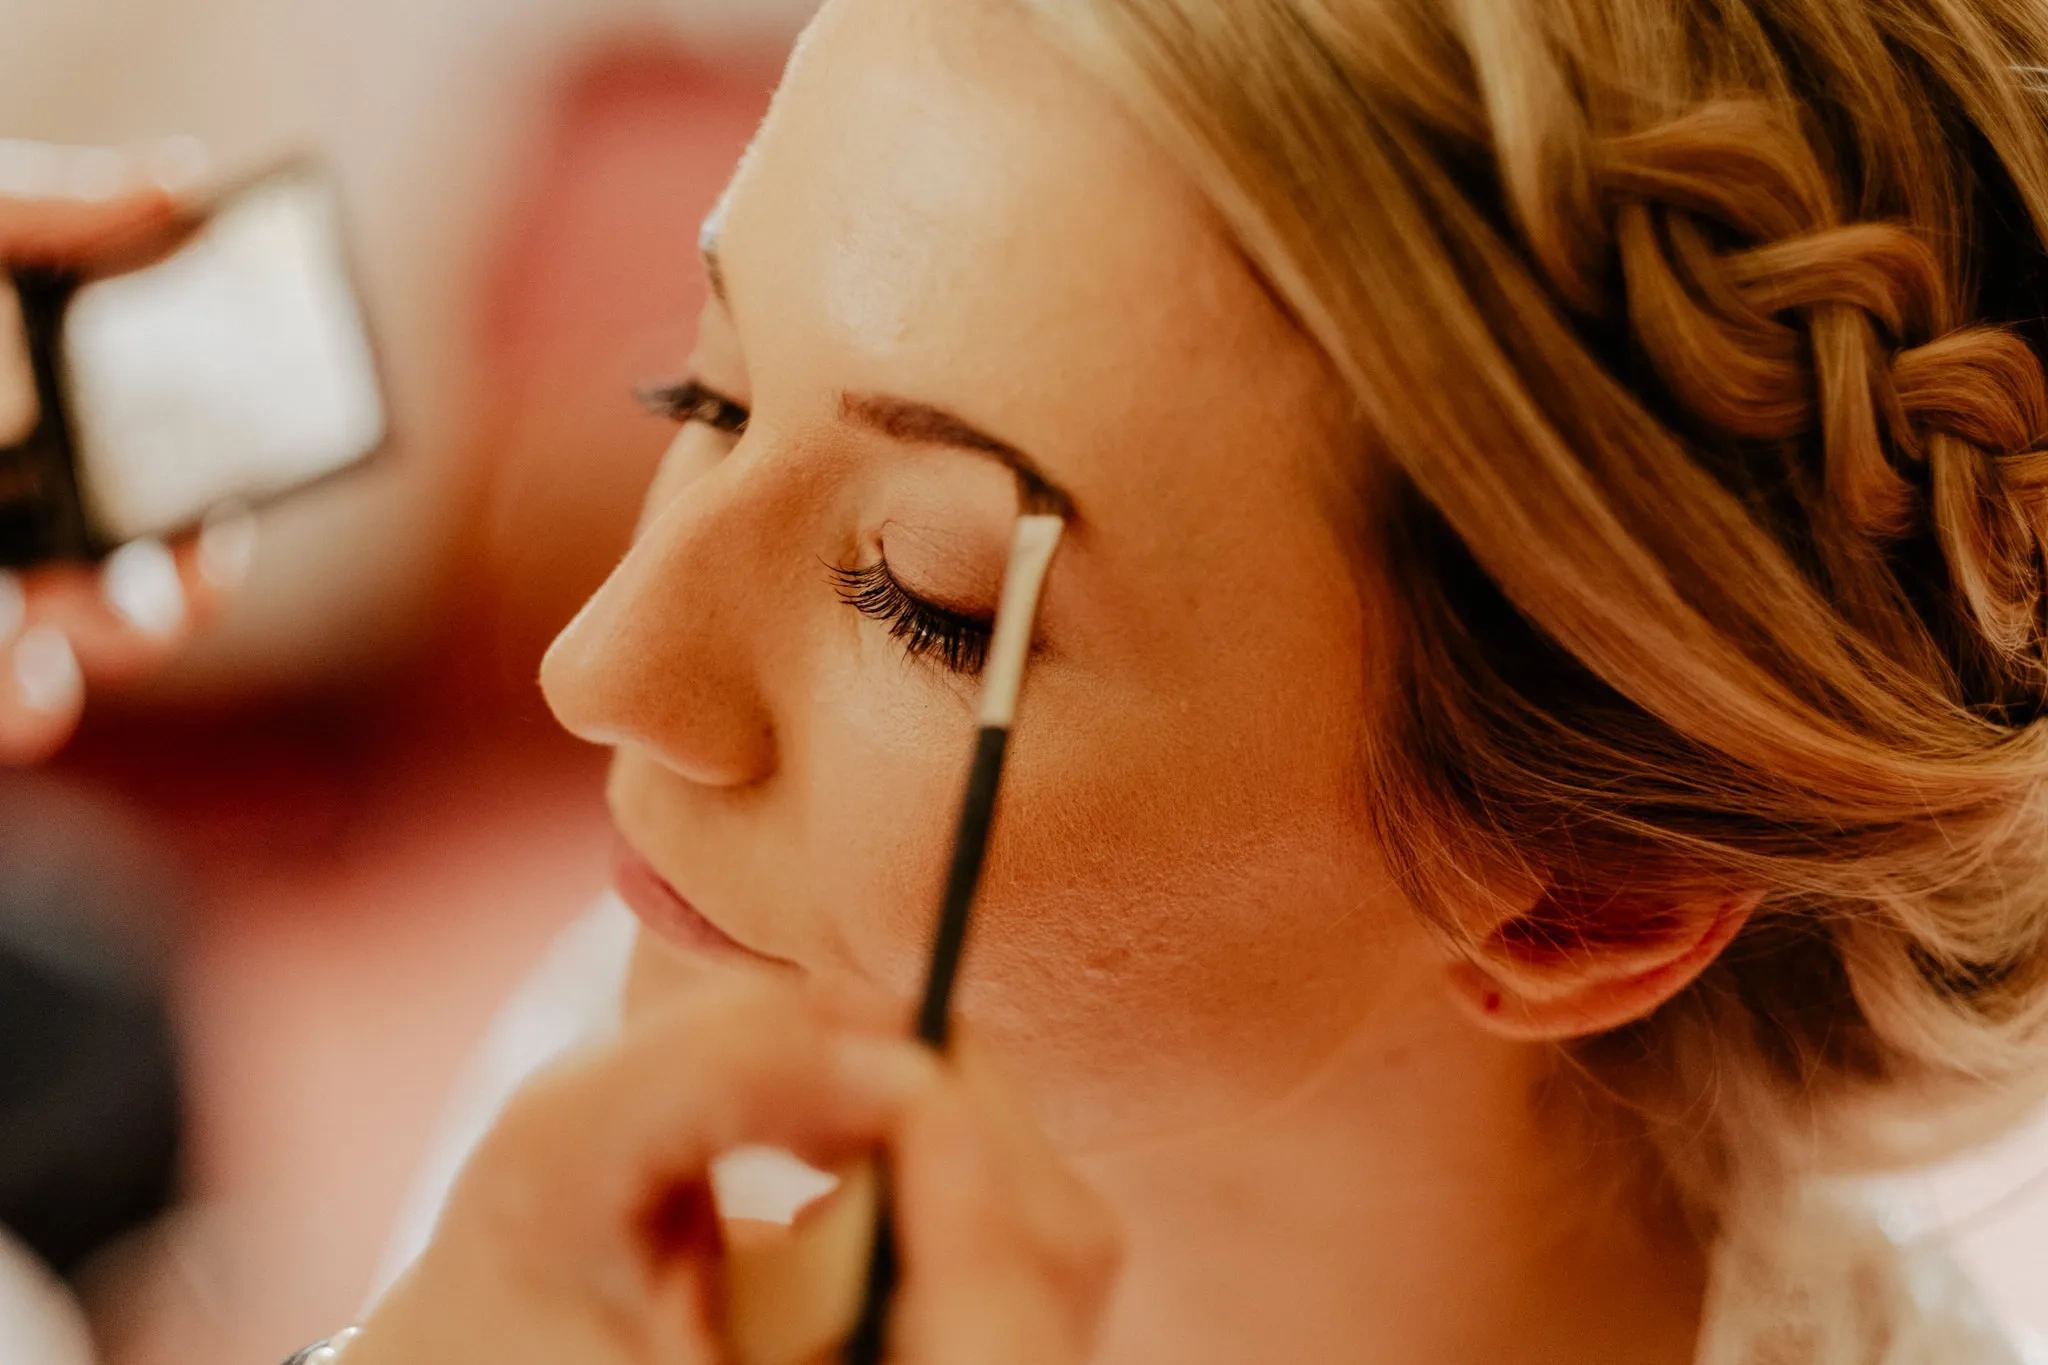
[0,163,386,566]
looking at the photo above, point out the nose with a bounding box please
[541,459,783,789]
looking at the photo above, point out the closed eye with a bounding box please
[638,379,751,434]
[830,559,993,675]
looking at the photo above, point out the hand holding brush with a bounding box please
[338,973,1120,1365]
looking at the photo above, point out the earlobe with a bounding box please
[1445,890,1759,1041]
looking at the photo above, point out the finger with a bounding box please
[0,189,184,267]
[23,543,189,684]
[18,523,247,687]
[0,607,84,764]
[465,975,939,1257]
[889,1071,1123,1365]
[950,1035,1122,1298]
[801,968,915,1036]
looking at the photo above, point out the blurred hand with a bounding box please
[0,165,251,765]
[350,974,1124,1365]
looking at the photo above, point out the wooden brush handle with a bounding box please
[721,1159,882,1365]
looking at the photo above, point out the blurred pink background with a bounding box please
[3,3,797,1358]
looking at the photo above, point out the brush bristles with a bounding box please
[976,515,1064,729]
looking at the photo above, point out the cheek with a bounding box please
[778,655,991,977]
[953,707,1421,1148]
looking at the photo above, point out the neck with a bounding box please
[1073,989,1707,1365]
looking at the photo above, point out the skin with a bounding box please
[573,0,1404,1151]
[368,0,1756,1359]
[353,975,1125,1365]
[0,182,235,762]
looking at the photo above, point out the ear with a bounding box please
[1444,886,1760,1041]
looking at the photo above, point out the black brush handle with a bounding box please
[917,725,1008,1048]
[841,1165,897,1365]
[844,724,1010,1363]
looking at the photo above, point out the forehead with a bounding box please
[715,0,1315,436]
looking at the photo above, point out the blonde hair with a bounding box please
[1034,0,2048,1212]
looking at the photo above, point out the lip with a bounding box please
[610,835,792,969]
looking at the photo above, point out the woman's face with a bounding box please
[542,0,1442,1149]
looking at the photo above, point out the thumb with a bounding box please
[0,189,184,267]
[889,1081,1121,1365]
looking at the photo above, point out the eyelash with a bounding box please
[638,380,991,676]
[638,379,751,434]
[830,560,993,676]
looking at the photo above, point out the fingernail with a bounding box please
[64,146,134,203]
[832,1036,940,1103]
[141,136,209,195]
[0,139,65,198]
[13,626,80,714]
[198,504,257,591]
[102,537,186,638]
[0,571,22,644]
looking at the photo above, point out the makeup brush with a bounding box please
[843,510,1063,1364]
[719,511,1066,1365]
[910,511,1065,1048]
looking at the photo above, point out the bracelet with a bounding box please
[282,1326,360,1365]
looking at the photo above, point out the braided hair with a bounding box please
[1040,0,2048,1216]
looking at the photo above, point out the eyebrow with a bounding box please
[705,222,1077,520]
[840,392,1078,520]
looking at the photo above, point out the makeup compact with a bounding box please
[0,162,386,567]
